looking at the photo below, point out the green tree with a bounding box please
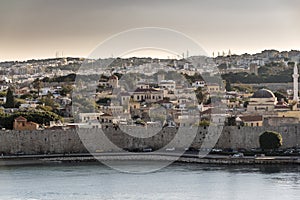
[195,87,207,104]
[20,93,34,100]
[40,93,59,111]
[226,116,236,126]
[259,131,283,150]
[274,91,288,103]
[217,63,228,71]
[225,80,231,91]
[4,87,15,108]
[199,120,210,126]
[0,91,6,97]
[33,78,43,97]
[59,84,73,96]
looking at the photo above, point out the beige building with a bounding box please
[206,83,220,94]
[13,116,39,131]
[99,113,114,123]
[263,116,298,126]
[132,88,164,103]
[249,63,258,75]
[78,113,101,123]
[237,115,263,127]
[129,100,140,110]
[247,89,277,113]
[159,80,176,91]
[277,110,300,121]
[119,92,131,106]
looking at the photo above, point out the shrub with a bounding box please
[259,131,283,150]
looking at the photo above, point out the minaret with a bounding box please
[293,62,299,101]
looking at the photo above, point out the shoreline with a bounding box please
[0,153,299,166]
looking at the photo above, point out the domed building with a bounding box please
[247,89,277,112]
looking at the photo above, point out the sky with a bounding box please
[0,0,300,61]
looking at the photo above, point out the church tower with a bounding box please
[293,62,299,102]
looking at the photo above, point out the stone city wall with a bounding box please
[0,125,299,154]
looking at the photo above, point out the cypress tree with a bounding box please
[4,87,15,108]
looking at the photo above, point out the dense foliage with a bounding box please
[0,111,62,129]
[259,131,283,150]
[222,62,293,84]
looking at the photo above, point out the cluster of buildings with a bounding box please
[1,49,300,131]
[214,49,300,75]
[223,62,300,127]
[77,73,213,128]
[76,61,300,130]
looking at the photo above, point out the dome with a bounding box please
[252,89,275,98]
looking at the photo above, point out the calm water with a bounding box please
[0,162,299,200]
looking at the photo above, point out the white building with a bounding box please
[78,113,102,123]
[192,80,205,88]
[159,80,176,91]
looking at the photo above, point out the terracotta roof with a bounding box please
[134,88,160,93]
[14,116,27,121]
[239,115,263,122]
[157,99,172,104]
[100,113,113,117]
[109,75,118,80]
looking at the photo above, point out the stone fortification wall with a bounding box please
[0,125,299,154]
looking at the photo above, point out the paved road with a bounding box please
[1,151,299,160]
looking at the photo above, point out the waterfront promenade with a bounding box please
[1,152,299,166]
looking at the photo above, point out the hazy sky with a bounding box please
[0,0,300,61]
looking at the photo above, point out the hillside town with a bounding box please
[1,49,300,133]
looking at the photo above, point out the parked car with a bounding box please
[211,148,222,153]
[143,148,152,152]
[232,153,244,158]
[166,147,175,151]
[15,151,25,155]
[254,154,265,158]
